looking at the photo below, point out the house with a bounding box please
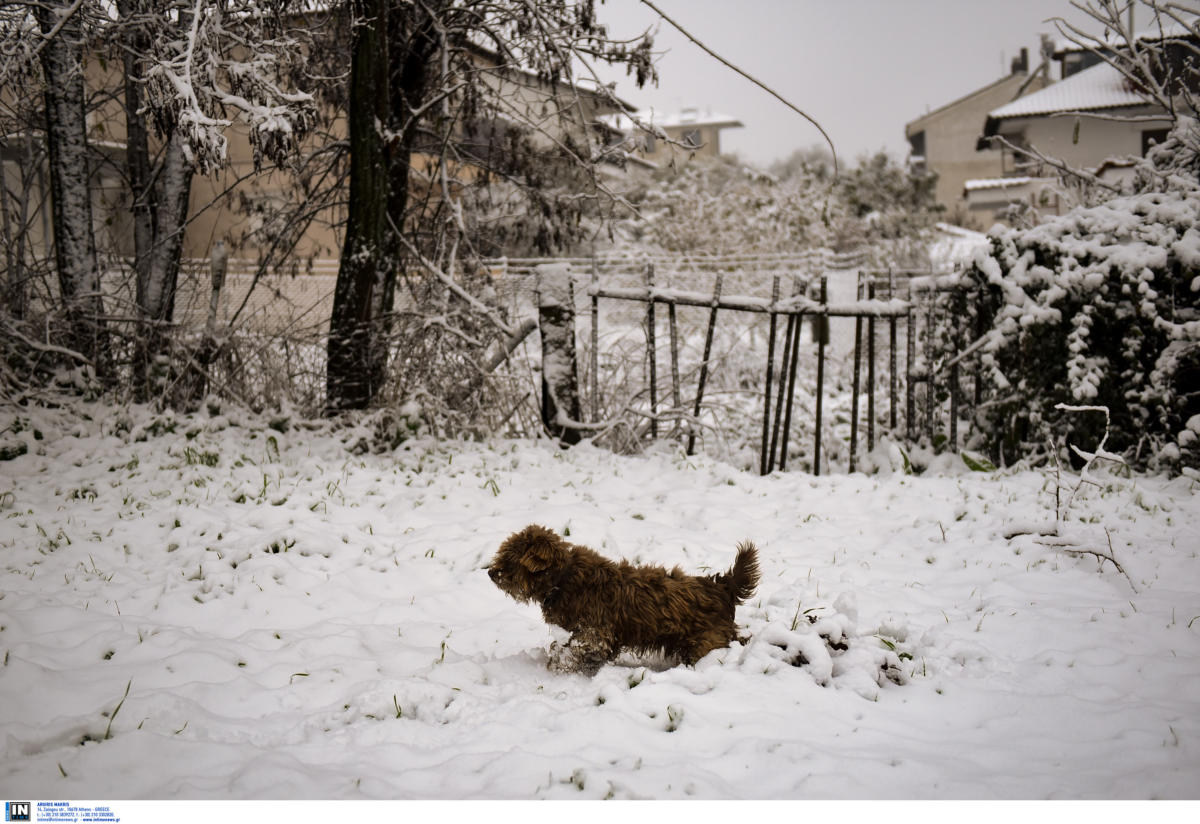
[904,48,1052,226]
[964,26,1190,225]
[601,106,744,167]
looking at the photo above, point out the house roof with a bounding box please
[597,107,744,135]
[986,61,1150,120]
[976,59,1175,149]
[963,176,1034,191]
[1049,18,1197,57]
[647,106,744,130]
[904,71,1034,136]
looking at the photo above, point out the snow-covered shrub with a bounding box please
[965,121,1200,468]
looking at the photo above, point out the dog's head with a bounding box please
[487,524,568,604]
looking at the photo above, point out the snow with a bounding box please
[598,107,744,132]
[1,400,1199,799]
[963,177,1034,191]
[929,222,989,270]
[986,61,1152,120]
[534,263,573,309]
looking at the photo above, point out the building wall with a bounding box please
[640,122,734,165]
[905,72,1050,224]
[963,177,1062,229]
[1001,104,1174,171]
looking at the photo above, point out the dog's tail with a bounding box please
[719,541,760,604]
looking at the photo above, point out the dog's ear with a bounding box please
[518,527,563,573]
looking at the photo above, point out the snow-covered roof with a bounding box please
[986,61,1150,120]
[963,176,1034,191]
[649,106,744,129]
[597,106,744,134]
[1050,18,1197,57]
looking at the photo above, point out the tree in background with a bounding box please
[325,0,428,413]
[30,1,109,378]
[613,150,939,266]
[1,1,315,401]
[325,0,656,412]
[111,0,315,402]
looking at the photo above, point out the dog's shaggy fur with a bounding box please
[488,524,760,676]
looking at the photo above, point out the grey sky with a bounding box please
[596,0,1100,168]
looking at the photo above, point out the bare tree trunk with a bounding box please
[142,135,191,325]
[119,0,154,304]
[327,0,392,413]
[0,148,26,319]
[120,0,196,400]
[380,0,437,311]
[327,0,439,413]
[36,1,108,374]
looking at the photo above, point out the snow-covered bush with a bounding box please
[965,120,1200,469]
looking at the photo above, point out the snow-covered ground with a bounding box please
[1,400,1198,799]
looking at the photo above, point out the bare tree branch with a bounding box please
[638,0,839,176]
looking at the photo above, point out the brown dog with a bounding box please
[488,524,760,676]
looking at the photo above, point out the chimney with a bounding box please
[1010,47,1029,75]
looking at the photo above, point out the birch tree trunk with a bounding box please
[119,0,195,399]
[36,1,108,375]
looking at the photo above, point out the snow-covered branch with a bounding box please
[137,0,315,173]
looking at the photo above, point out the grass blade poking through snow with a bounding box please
[104,679,131,741]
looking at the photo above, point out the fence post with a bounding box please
[687,272,723,456]
[769,277,800,472]
[850,274,863,473]
[590,256,600,422]
[924,275,936,442]
[888,267,898,431]
[950,295,962,450]
[778,294,803,471]
[645,261,658,438]
[760,274,781,476]
[669,298,681,437]
[814,276,827,476]
[536,263,582,446]
[867,276,876,453]
[906,283,917,442]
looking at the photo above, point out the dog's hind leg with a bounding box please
[547,628,616,677]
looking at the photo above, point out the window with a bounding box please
[1061,50,1104,78]
[682,128,702,148]
[908,130,926,173]
[908,130,925,158]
